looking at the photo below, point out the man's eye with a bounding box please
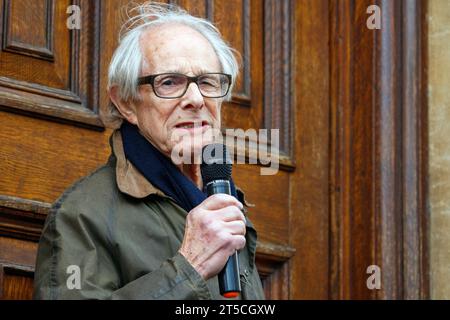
[157,76,183,87]
[200,78,218,87]
[160,78,178,86]
[162,79,175,86]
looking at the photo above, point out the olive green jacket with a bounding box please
[33,131,265,300]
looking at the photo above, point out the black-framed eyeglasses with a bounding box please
[137,73,232,99]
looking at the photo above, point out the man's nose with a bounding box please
[182,82,204,109]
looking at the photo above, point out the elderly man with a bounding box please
[33,2,265,300]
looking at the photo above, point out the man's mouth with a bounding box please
[175,121,210,129]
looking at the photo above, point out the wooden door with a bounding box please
[0,0,429,300]
[0,0,111,299]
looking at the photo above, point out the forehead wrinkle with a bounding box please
[139,24,221,75]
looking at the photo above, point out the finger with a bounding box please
[217,233,246,255]
[232,235,246,251]
[210,205,246,223]
[222,220,247,236]
[201,194,243,211]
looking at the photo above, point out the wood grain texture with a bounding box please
[329,0,429,299]
[0,237,37,267]
[0,0,70,88]
[233,164,290,245]
[0,111,111,203]
[0,264,34,300]
[288,0,331,299]
[220,0,264,131]
[3,0,54,60]
[329,0,377,300]
[263,0,293,157]
[172,0,209,18]
[1,272,34,300]
[214,0,251,101]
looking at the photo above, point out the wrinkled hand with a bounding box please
[178,194,246,280]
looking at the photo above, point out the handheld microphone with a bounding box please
[201,143,241,299]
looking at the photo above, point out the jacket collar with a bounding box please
[111,130,254,207]
[112,129,165,199]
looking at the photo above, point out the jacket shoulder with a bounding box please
[52,162,119,217]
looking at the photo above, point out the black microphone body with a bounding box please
[201,144,241,298]
[204,179,241,298]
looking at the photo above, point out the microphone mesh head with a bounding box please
[201,144,232,184]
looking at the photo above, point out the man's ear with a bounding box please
[109,86,138,125]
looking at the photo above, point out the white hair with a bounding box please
[104,1,240,128]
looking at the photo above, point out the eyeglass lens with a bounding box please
[153,73,229,98]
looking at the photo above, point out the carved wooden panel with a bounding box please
[214,0,251,103]
[264,0,293,159]
[0,0,102,128]
[256,241,295,299]
[3,0,54,60]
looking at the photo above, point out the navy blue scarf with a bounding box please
[120,121,237,213]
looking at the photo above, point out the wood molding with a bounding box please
[0,76,81,103]
[205,0,214,21]
[256,241,295,300]
[0,83,104,129]
[329,0,429,299]
[0,0,104,129]
[256,240,296,277]
[0,195,50,242]
[222,128,295,173]
[0,262,35,276]
[2,0,54,61]
[232,0,251,103]
[399,0,429,300]
[263,0,294,159]
[71,0,101,116]
[221,0,297,172]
